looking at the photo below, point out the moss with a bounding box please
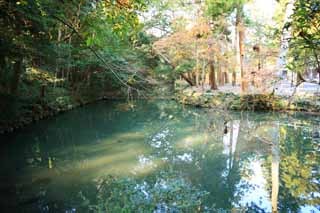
[176,91,320,113]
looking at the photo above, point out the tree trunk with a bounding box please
[180,73,195,86]
[271,123,280,213]
[313,50,320,84]
[209,60,217,90]
[277,0,295,80]
[237,4,247,92]
[218,62,224,85]
[228,120,234,170]
[10,57,23,95]
[195,40,200,87]
[55,25,62,88]
[224,71,229,84]
[296,71,305,85]
[201,60,206,90]
[67,36,72,85]
[232,70,236,86]
[196,70,200,87]
[0,56,5,81]
[227,120,240,177]
[40,85,46,102]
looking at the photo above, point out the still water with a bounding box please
[0,100,319,212]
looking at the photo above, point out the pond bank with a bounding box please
[2,82,320,134]
[0,82,170,134]
[0,66,131,134]
[175,89,320,113]
[0,96,108,134]
[0,89,127,134]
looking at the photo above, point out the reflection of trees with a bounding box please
[167,111,291,211]
[143,108,244,210]
[279,122,319,211]
[186,114,240,209]
[271,122,280,213]
[166,111,267,210]
[222,113,319,212]
[1,101,319,212]
[262,119,320,212]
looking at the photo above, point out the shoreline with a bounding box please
[1,90,320,134]
[175,89,320,112]
[0,96,124,134]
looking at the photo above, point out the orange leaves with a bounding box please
[190,18,211,39]
[116,0,130,8]
[105,0,132,9]
[154,18,213,62]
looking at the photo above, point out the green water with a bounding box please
[0,100,319,212]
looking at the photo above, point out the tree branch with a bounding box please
[50,14,133,89]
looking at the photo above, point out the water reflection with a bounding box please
[0,100,319,212]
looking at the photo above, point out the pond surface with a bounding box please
[0,100,319,212]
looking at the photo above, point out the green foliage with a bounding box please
[205,0,247,19]
[287,0,320,75]
[174,60,196,74]
[0,0,159,130]
[91,175,209,212]
[0,0,154,94]
[277,124,319,211]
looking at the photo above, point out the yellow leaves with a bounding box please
[127,76,135,84]
[280,126,287,137]
[48,157,53,169]
[281,153,314,197]
[26,67,63,84]
[175,51,189,60]
[104,0,140,38]
[113,23,122,31]
[16,0,27,5]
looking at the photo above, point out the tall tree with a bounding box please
[205,0,249,91]
[236,3,247,91]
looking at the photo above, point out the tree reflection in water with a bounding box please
[0,100,319,212]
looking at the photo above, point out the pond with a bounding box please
[0,100,319,212]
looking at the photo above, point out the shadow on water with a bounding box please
[0,100,319,212]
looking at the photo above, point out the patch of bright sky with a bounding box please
[245,0,277,24]
[237,160,271,212]
[142,0,278,37]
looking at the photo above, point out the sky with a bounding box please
[245,0,277,24]
[143,0,279,37]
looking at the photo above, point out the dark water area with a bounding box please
[0,100,319,212]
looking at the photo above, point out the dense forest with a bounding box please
[0,0,319,132]
[0,0,319,212]
[0,0,157,132]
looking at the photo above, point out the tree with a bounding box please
[154,16,212,87]
[287,0,320,84]
[236,3,247,91]
[0,0,151,98]
[205,0,249,91]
